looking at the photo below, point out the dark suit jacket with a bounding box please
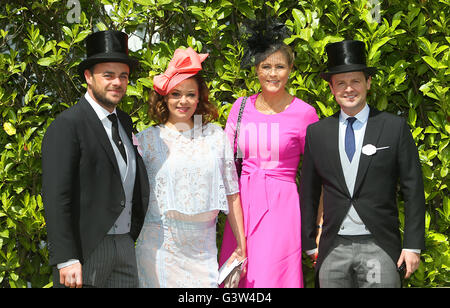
[300,107,425,284]
[42,97,149,266]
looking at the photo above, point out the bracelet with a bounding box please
[317,225,322,229]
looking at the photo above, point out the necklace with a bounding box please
[256,94,291,115]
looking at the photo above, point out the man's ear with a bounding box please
[328,81,335,96]
[84,68,92,86]
[366,76,372,90]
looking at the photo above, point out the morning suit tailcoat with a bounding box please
[300,107,425,285]
[42,97,149,266]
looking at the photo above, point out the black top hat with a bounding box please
[320,40,376,82]
[78,30,139,76]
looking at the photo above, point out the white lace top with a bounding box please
[136,123,239,223]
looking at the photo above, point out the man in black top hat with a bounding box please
[42,30,149,288]
[300,40,425,287]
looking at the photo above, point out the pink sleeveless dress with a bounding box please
[219,94,318,288]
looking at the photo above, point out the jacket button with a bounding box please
[120,201,125,206]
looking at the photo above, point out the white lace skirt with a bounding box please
[136,215,219,288]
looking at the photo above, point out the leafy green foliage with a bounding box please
[0,0,448,287]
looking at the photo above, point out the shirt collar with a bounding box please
[339,104,370,124]
[84,92,116,121]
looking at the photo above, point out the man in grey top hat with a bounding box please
[42,30,149,288]
[300,40,425,287]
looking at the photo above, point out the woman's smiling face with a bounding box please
[256,50,292,95]
[165,77,199,128]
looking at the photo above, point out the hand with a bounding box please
[310,251,318,267]
[227,246,247,276]
[59,262,83,288]
[306,248,318,267]
[227,246,246,264]
[397,250,420,279]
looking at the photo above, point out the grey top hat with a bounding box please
[78,30,139,76]
[320,40,376,82]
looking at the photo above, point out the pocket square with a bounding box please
[132,133,143,156]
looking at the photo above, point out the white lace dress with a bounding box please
[135,123,239,288]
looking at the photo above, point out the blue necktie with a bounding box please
[345,117,357,162]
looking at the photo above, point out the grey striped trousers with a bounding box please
[53,233,139,288]
[318,235,401,288]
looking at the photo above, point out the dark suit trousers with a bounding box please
[53,234,138,288]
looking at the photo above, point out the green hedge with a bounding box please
[0,0,448,288]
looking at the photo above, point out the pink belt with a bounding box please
[240,167,296,236]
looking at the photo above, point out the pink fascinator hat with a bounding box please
[153,47,208,96]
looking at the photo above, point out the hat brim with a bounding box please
[78,52,139,77]
[320,64,376,82]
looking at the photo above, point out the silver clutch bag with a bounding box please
[223,265,242,288]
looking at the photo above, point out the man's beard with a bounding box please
[91,87,124,110]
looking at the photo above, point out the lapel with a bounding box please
[117,109,141,163]
[79,97,121,176]
[326,112,352,197]
[353,108,384,195]
[117,110,133,143]
[116,109,148,202]
[117,108,147,181]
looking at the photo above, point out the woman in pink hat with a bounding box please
[135,47,246,287]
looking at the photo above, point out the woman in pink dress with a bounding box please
[219,21,319,288]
